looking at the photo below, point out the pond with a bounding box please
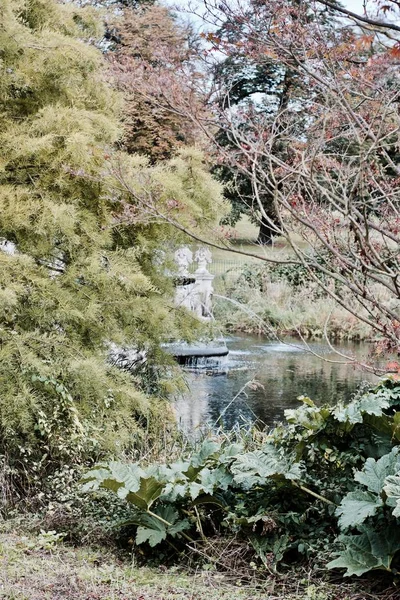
[173,333,378,432]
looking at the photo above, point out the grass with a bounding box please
[208,218,379,340]
[209,217,310,280]
[1,530,263,600]
[213,269,374,341]
[214,216,282,259]
[0,528,397,600]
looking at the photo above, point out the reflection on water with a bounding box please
[173,334,378,432]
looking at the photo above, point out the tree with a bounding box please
[0,0,226,489]
[107,3,208,162]
[210,27,299,243]
[212,56,283,244]
[210,1,340,244]
[206,2,400,350]
[141,0,400,356]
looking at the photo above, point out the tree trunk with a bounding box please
[257,213,276,245]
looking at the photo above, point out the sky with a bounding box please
[163,0,372,27]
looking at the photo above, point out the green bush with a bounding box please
[82,377,400,575]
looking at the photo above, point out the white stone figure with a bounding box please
[194,246,212,273]
[192,272,214,318]
[202,278,213,317]
[174,246,193,276]
[191,282,204,318]
[0,239,16,255]
[175,282,195,311]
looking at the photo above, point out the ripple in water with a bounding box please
[173,333,378,433]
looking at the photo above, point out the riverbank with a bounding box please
[0,530,394,600]
[211,219,378,342]
[213,270,374,341]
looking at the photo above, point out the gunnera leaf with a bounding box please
[327,534,383,576]
[125,476,164,510]
[336,491,383,529]
[231,446,301,487]
[81,462,146,495]
[136,520,167,547]
[383,475,400,517]
[190,439,221,467]
[135,506,190,547]
[328,525,400,576]
[354,448,400,494]
[333,394,389,424]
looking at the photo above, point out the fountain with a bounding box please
[166,245,229,367]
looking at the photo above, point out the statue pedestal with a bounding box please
[175,281,196,311]
[172,245,214,319]
[193,269,214,319]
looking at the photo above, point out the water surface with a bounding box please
[173,334,378,432]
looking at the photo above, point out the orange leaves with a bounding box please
[354,34,374,50]
[380,4,395,13]
[201,32,221,45]
[386,361,400,380]
[390,42,400,57]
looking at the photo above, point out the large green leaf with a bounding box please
[383,475,400,517]
[125,476,164,510]
[327,534,384,576]
[136,520,167,547]
[190,440,221,467]
[363,523,400,567]
[327,525,400,576]
[197,466,232,495]
[160,482,188,502]
[231,447,301,487]
[218,443,244,464]
[333,394,389,424]
[359,393,390,415]
[82,462,164,510]
[81,463,147,496]
[284,404,330,432]
[81,467,119,493]
[354,448,400,494]
[336,491,383,529]
[168,518,191,536]
[188,466,232,500]
[135,506,190,547]
[82,462,146,493]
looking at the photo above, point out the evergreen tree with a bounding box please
[0,0,225,484]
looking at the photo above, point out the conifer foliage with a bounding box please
[0,0,224,487]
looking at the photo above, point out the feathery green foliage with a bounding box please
[0,0,226,492]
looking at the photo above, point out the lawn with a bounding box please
[209,217,291,277]
[0,530,395,600]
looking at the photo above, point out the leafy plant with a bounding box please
[83,378,400,576]
[327,448,400,576]
[82,438,304,557]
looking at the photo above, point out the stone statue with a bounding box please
[194,246,212,272]
[174,246,193,276]
[0,239,16,255]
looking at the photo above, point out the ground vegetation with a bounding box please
[4,528,394,600]
[82,376,400,578]
[213,259,374,340]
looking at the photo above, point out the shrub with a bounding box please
[82,377,400,575]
